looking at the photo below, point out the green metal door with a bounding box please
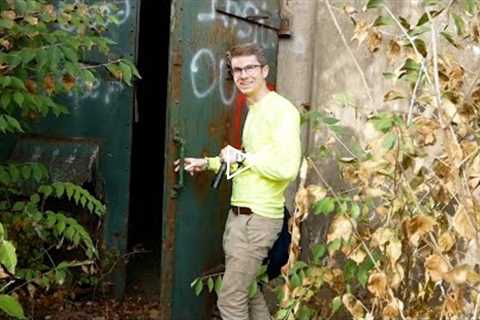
[27,0,139,296]
[161,1,281,319]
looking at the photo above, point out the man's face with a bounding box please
[230,55,269,96]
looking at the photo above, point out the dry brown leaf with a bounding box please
[433,159,452,180]
[424,254,449,282]
[386,240,402,266]
[442,289,464,317]
[43,4,55,17]
[294,187,309,216]
[367,272,387,298]
[322,268,344,292]
[470,174,480,188]
[389,264,404,289]
[349,247,367,264]
[438,231,456,252]
[367,29,382,53]
[306,184,326,203]
[443,265,469,285]
[327,215,352,243]
[0,266,9,279]
[63,74,76,91]
[25,79,37,94]
[43,74,55,95]
[383,301,400,318]
[453,207,477,240]
[342,294,364,319]
[443,99,463,125]
[467,269,480,284]
[414,117,439,146]
[351,20,370,46]
[370,227,395,247]
[387,40,401,64]
[447,64,464,91]
[405,215,437,246]
[0,39,11,50]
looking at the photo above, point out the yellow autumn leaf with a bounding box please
[342,294,364,319]
[306,184,327,203]
[294,187,309,215]
[443,265,469,285]
[370,227,395,247]
[424,254,449,282]
[386,239,402,265]
[349,247,367,264]
[453,207,477,240]
[443,99,463,125]
[327,215,352,243]
[438,231,456,252]
[389,264,404,289]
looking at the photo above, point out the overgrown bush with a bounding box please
[0,0,139,318]
[278,0,480,319]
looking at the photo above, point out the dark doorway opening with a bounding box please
[127,1,171,295]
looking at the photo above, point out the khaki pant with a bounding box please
[218,210,283,320]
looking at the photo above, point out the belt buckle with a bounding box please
[231,206,241,216]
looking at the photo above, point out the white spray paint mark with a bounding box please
[68,79,125,109]
[60,0,131,32]
[191,0,278,105]
[190,48,217,99]
[219,59,236,105]
[197,0,217,23]
[99,0,131,26]
[196,0,275,49]
[104,82,125,105]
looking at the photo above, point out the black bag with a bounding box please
[264,207,291,280]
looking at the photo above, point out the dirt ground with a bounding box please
[17,291,162,320]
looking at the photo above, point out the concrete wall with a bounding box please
[277,0,318,213]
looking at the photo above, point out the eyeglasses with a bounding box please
[232,64,263,77]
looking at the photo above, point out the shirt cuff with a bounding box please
[242,152,257,167]
[206,156,221,173]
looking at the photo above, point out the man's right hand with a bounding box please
[174,158,208,176]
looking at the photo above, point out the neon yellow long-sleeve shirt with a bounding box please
[207,91,301,219]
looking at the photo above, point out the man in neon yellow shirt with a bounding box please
[179,43,301,320]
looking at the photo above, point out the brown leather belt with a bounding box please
[231,205,253,215]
